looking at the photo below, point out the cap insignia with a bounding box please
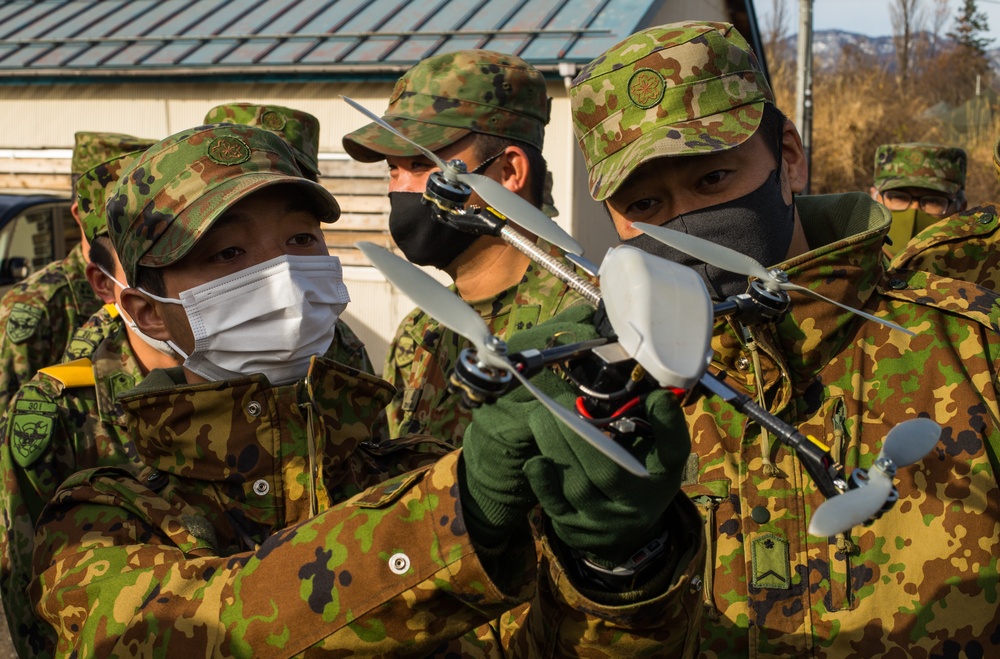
[628,69,665,109]
[207,136,251,166]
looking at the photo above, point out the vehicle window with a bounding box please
[55,204,78,259]
[0,206,56,270]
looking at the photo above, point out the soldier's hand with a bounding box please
[523,388,690,566]
[459,304,599,549]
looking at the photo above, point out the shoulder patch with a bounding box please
[5,302,43,344]
[10,388,57,468]
[65,326,106,360]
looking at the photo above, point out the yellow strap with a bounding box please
[38,358,96,388]
[103,303,120,318]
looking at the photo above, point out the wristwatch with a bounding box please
[573,528,671,592]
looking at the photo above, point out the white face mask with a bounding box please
[97,265,179,358]
[140,254,350,385]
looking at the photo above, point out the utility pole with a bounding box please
[795,0,814,194]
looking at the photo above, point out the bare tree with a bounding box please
[763,0,792,64]
[928,0,950,57]
[890,0,926,88]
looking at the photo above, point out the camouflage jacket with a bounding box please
[889,204,1000,292]
[681,193,1000,657]
[0,244,102,412]
[31,358,703,657]
[384,241,587,444]
[0,307,377,658]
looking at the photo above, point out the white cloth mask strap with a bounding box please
[96,266,180,358]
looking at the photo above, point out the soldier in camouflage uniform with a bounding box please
[560,20,1000,656]
[0,117,377,656]
[0,132,154,415]
[870,143,968,256]
[887,140,999,290]
[343,50,587,445]
[29,123,704,656]
[202,101,376,376]
[0,141,157,658]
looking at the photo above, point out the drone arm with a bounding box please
[497,223,603,305]
[509,339,609,378]
[698,372,847,499]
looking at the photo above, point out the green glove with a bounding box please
[459,303,600,549]
[523,387,690,566]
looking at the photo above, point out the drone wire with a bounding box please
[574,395,642,425]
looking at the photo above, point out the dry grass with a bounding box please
[768,45,1000,206]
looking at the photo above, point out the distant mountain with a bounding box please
[812,30,897,61]
[779,29,1000,70]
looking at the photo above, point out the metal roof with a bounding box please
[0,0,674,79]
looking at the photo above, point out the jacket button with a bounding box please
[979,214,993,225]
[751,506,771,524]
[252,479,270,496]
[736,356,751,372]
[388,552,410,575]
[246,401,262,417]
[889,278,907,290]
[689,576,703,593]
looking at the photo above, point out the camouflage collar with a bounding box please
[129,365,187,394]
[710,193,891,406]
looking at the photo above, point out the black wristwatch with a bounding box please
[573,528,670,592]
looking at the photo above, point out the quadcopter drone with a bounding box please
[344,96,941,537]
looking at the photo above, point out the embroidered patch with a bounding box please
[11,396,57,468]
[260,110,286,131]
[510,304,540,333]
[751,532,790,589]
[6,303,43,344]
[682,452,701,485]
[628,69,665,109]
[207,136,251,166]
[401,387,422,412]
[65,326,105,360]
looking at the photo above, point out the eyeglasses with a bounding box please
[879,189,955,217]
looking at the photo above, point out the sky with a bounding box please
[756,0,1000,39]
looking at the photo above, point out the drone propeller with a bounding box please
[343,96,584,256]
[633,222,914,336]
[357,242,648,477]
[808,418,941,536]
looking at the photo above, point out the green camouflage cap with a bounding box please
[342,49,550,162]
[77,149,150,243]
[873,143,967,195]
[71,132,156,176]
[571,21,774,201]
[204,103,321,178]
[107,124,340,285]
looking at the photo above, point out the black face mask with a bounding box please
[387,150,507,269]
[388,191,478,269]
[622,169,795,300]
